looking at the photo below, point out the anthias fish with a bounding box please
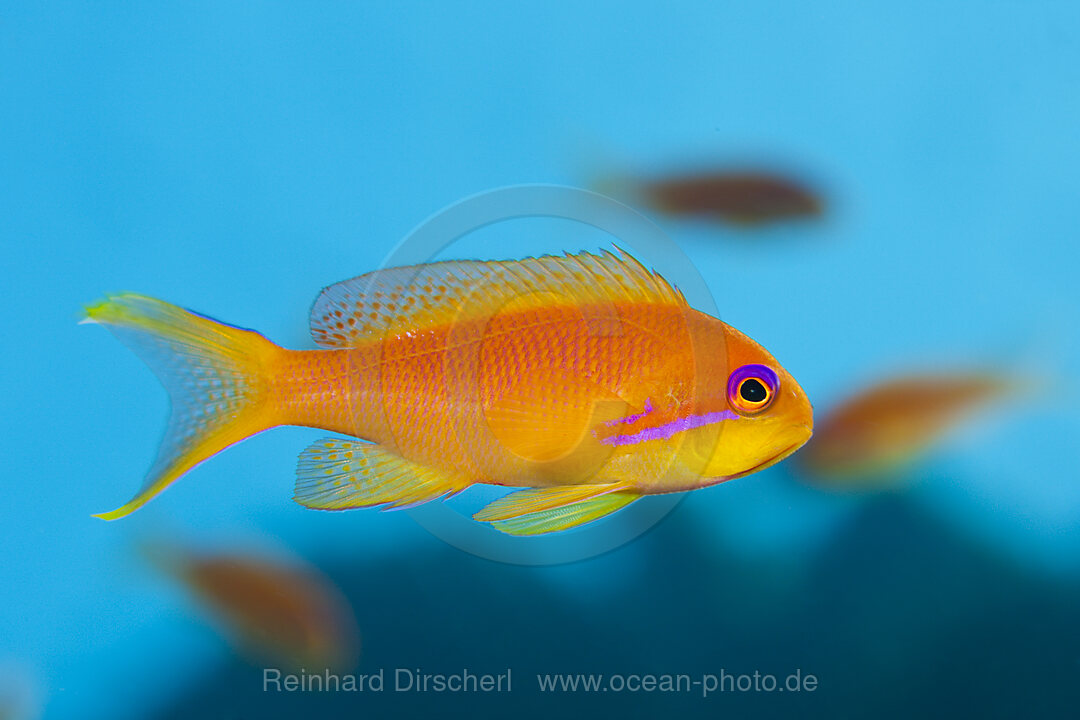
[144,543,357,669]
[798,372,1012,482]
[641,171,823,224]
[85,250,813,534]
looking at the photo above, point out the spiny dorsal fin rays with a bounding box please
[309,248,686,349]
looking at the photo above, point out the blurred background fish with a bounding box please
[142,542,359,671]
[0,662,40,720]
[797,371,1018,486]
[619,168,824,226]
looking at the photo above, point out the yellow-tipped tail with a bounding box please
[83,294,281,520]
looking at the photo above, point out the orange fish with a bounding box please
[798,372,1014,483]
[144,543,358,669]
[637,171,823,225]
[84,250,813,534]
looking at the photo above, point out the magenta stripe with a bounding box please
[598,409,739,446]
[603,397,655,427]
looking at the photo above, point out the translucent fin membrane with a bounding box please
[294,438,467,510]
[83,294,277,519]
[473,483,639,535]
[309,249,687,348]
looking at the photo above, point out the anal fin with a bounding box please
[294,438,466,511]
[473,483,639,536]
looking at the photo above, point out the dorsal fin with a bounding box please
[309,248,686,348]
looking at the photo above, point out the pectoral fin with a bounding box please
[473,483,639,536]
[294,438,467,510]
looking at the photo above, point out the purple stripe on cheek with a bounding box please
[598,409,740,446]
[603,397,655,427]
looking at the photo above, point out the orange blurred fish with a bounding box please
[144,543,358,669]
[635,171,823,225]
[798,372,1014,483]
[84,250,813,534]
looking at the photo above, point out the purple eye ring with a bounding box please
[727,364,780,415]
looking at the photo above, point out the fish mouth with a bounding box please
[728,424,812,480]
[726,443,800,480]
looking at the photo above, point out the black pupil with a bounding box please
[740,378,768,403]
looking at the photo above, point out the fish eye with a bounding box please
[727,364,779,415]
[740,378,768,403]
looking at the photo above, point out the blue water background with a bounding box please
[2,2,1079,717]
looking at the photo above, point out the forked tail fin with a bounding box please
[83,294,282,520]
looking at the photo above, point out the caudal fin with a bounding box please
[83,294,281,520]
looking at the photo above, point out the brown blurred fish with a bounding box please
[798,372,1014,484]
[145,543,358,669]
[0,663,39,720]
[637,170,823,225]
